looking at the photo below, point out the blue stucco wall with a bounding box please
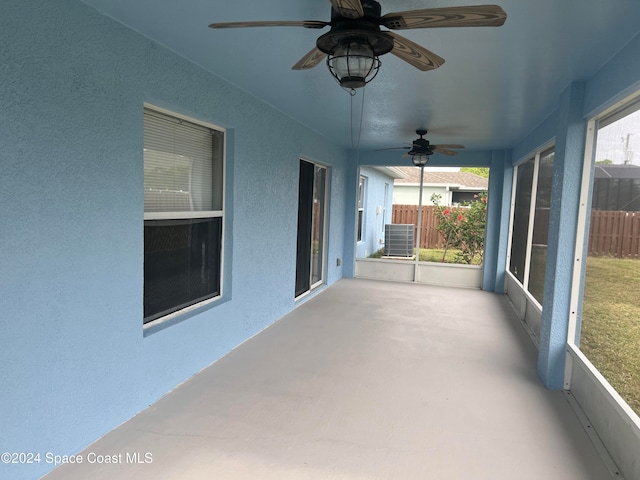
[483,150,513,293]
[536,83,586,390]
[583,32,640,119]
[355,166,395,258]
[0,1,349,478]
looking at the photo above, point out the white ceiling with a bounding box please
[81,0,640,153]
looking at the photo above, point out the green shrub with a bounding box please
[431,192,487,264]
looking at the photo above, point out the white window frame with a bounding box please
[357,175,366,243]
[568,90,640,346]
[506,141,554,306]
[310,163,329,292]
[143,104,226,328]
[295,159,329,300]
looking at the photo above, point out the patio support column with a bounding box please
[483,149,513,293]
[537,82,586,390]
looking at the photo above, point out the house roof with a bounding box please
[393,167,488,190]
[594,164,640,179]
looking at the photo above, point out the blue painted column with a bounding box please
[483,150,513,293]
[537,82,586,389]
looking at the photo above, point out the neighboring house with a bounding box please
[392,167,488,206]
[355,166,406,258]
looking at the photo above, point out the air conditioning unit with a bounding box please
[384,224,414,257]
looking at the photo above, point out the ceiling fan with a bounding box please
[209,0,507,89]
[381,129,464,165]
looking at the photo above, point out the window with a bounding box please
[143,107,224,324]
[575,96,640,415]
[527,148,554,304]
[357,175,366,242]
[508,146,555,305]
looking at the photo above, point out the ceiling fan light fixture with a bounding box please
[210,1,507,88]
[410,152,431,167]
[327,38,381,89]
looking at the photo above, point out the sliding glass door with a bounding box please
[295,160,327,298]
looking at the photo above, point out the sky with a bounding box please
[595,108,640,164]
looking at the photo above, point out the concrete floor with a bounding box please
[44,278,613,480]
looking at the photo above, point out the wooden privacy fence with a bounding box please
[392,205,447,249]
[392,205,640,258]
[527,209,640,258]
[588,210,640,258]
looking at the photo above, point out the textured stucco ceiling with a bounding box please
[81,0,640,153]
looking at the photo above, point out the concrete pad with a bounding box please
[44,278,613,479]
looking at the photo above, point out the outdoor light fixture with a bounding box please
[410,151,432,167]
[326,38,381,89]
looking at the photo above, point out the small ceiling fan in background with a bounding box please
[380,129,464,165]
[209,0,507,88]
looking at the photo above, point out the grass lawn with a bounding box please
[417,248,483,265]
[581,256,640,416]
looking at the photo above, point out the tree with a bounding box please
[460,167,490,178]
[431,192,487,264]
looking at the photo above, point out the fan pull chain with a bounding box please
[347,85,366,152]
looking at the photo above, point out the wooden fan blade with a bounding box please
[330,0,364,19]
[292,47,327,70]
[375,147,411,151]
[386,32,444,71]
[208,20,328,29]
[434,144,465,149]
[433,147,458,156]
[382,5,507,30]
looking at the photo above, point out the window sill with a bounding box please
[143,295,227,337]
